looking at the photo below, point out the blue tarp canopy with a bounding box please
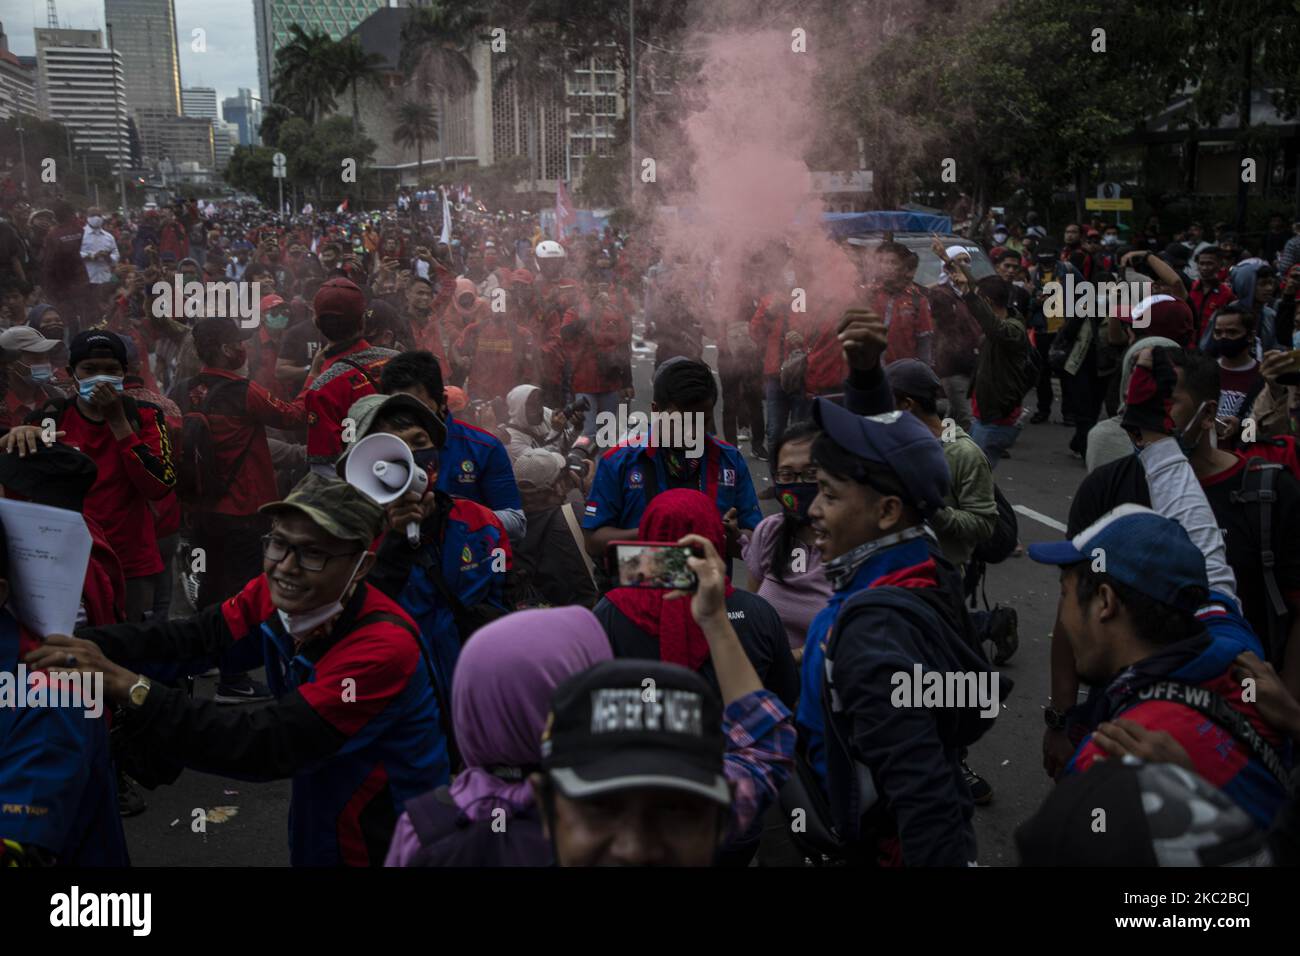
[823,211,952,238]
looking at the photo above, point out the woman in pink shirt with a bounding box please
[742,421,831,660]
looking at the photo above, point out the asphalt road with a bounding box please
[125,340,1084,867]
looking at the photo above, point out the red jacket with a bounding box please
[867,282,934,365]
[1190,279,1236,342]
[562,298,631,394]
[176,368,306,516]
[456,317,533,401]
[125,380,183,538]
[30,396,175,578]
[749,292,790,377]
[304,340,395,466]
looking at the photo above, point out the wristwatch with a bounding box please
[126,675,152,709]
[1044,705,1068,732]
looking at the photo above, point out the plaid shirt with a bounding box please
[723,689,796,843]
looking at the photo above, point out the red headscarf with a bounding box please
[605,488,733,671]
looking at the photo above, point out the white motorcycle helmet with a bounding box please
[534,239,566,259]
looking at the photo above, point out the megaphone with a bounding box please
[344,432,429,547]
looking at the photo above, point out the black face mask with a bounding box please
[316,314,361,343]
[1211,336,1249,358]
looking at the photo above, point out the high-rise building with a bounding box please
[254,0,389,106]
[34,28,131,169]
[213,119,239,170]
[182,86,218,121]
[105,0,182,117]
[222,87,262,145]
[0,22,38,120]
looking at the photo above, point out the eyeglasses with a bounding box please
[261,535,360,573]
[774,467,820,484]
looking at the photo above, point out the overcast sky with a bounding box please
[6,0,260,110]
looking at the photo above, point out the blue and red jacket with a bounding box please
[78,575,448,866]
[0,611,128,866]
[582,434,762,533]
[369,492,512,707]
[438,415,523,517]
[797,535,991,866]
[1067,595,1290,830]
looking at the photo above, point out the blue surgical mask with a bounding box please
[25,363,53,383]
[76,374,125,400]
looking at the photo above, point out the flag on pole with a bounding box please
[555,179,576,241]
[439,186,452,245]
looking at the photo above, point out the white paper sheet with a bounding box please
[0,499,92,638]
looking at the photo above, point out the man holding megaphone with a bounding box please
[340,393,512,711]
[24,472,450,866]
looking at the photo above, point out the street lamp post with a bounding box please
[629,0,636,193]
[14,119,28,196]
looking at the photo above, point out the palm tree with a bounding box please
[333,38,387,135]
[272,24,338,124]
[392,99,438,186]
[399,3,484,172]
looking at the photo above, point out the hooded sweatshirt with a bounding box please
[502,384,558,461]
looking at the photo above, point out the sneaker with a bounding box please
[117,771,147,817]
[751,443,769,462]
[987,604,1019,665]
[1030,409,1050,424]
[962,761,993,806]
[215,674,274,704]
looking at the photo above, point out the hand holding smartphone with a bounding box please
[607,540,701,591]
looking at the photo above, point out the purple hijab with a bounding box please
[447,606,612,820]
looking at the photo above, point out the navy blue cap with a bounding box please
[811,397,950,516]
[1028,505,1209,613]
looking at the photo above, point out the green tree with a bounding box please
[333,37,388,135]
[399,2,484,173]
[272,24,339,125]
[224,145,280,205]
[392,99,438,186]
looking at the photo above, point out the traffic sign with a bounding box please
[272,152,286,169]
[1096,182,1122,200]
[1085,197,1132,211]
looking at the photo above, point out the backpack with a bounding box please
[177,378,256,505]
[972,484,1019,565]
[780,584,1004,864]
[1231,457,1290,666]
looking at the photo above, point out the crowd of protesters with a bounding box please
[0,188,1299,868]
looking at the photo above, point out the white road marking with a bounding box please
[1013,504,1067,533]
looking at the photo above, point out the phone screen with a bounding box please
[609,541,698,591]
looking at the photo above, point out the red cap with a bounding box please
[444,385,468,412]
[260,293,286,312]
[512,268,535,285]
[313,277,366,322]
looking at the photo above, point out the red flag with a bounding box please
[555,179,576,241]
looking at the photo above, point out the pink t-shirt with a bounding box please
[741,513,832,653]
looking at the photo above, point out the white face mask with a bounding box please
[993,232,1008,244]
[87,216,103,230]
[276,552,367,640]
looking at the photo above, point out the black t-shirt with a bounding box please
[1070,453,1300,652]
[279,317,323,367]
[594,589,799,708]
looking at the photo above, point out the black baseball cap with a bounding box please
[884,358,943,405]
[541,660,730,807]
[192,316,255,355]
[1015,758,1271,866]
[68,330,127,368]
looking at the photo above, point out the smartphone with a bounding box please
[607,540,699,591]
